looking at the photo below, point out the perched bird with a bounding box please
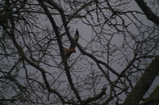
[60,29,79,64]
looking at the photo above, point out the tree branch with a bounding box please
[135,0,159,25]
[123,56,159,105]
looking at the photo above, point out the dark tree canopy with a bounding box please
[0,0,159,105]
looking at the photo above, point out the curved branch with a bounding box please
[37,0,81,102]
[82,87,107,105]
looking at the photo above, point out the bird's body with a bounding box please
[63,48,76,53]
[60,29,79,64]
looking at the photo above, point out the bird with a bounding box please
[60,29,79,64]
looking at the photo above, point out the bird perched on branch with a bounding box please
[60,29,79,64]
